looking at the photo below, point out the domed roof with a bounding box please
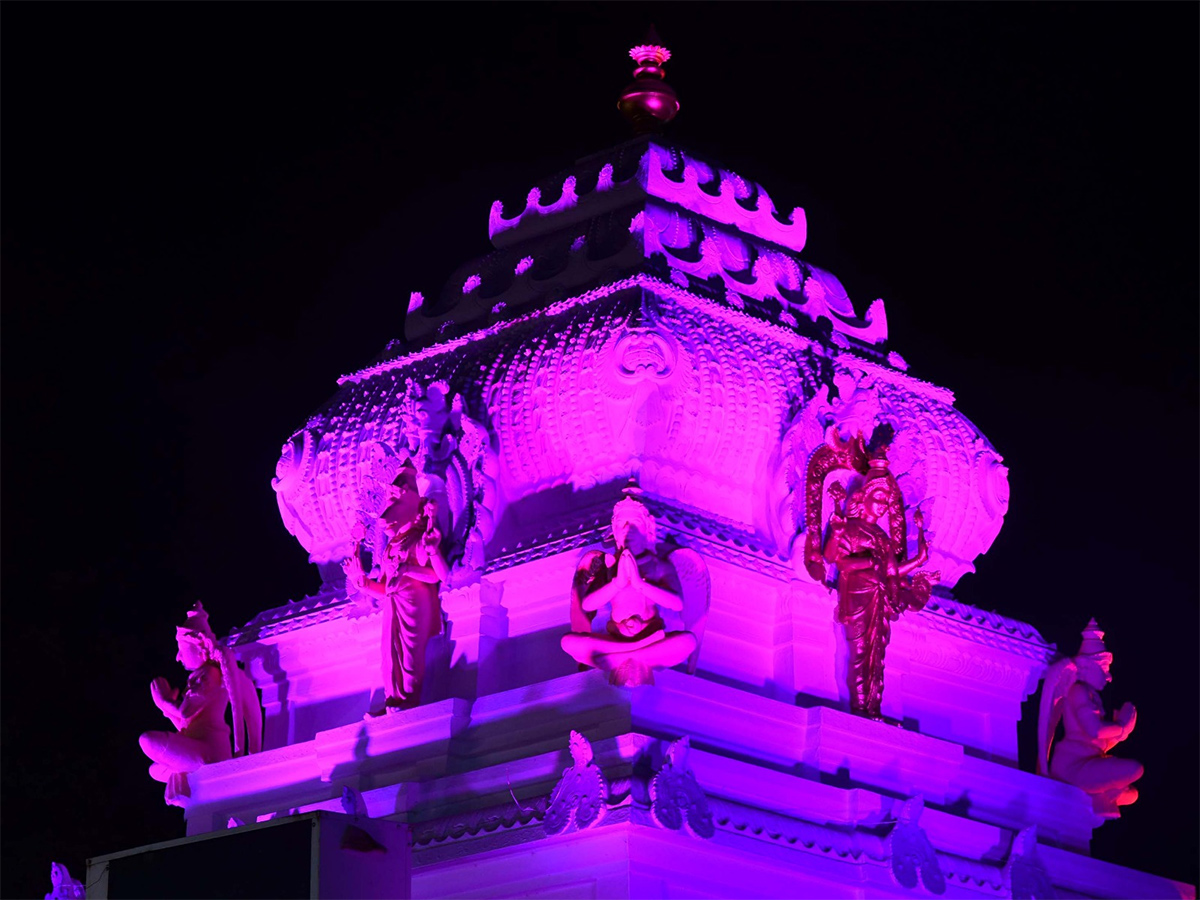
[272,138,1007,591]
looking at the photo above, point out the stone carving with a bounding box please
[561,494,709,686]
[139,602,262,807]
[1037,619,1142,821]
[1002,826,1057,900]
[885,795,946,895]
[642,143,806,252]
[544,731,608,835]
[649,736,714,839]
[777,365,1007,588]
[45,863,85,900]
[804,428,938,719]
[273,376,496,584]
[343,460,449,714]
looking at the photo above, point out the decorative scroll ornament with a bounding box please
[273,376,496,584]
[649,736,714,839]
[1002,826,1057,900]
[804,427,939,719]
[561,493,710,686]
[776,365,1008,588]
[1037,619,1142,823]
[885,795,946,895]
[544,731,608,835]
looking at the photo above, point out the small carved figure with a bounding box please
[1037,619,1143,821]
[344,462,448,714]
[544,731,608,835]
[45,862,85,900]
[561,493,709,687]
[649,736,715,839]
[804,429,938,719]
[139,602,261,807]
[885,795,946,895]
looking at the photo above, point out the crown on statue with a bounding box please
[1078,618,1112,664]
[177,600,214,639]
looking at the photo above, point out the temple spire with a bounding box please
[617,26,680,134]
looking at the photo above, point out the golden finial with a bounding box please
[617,26,680,134]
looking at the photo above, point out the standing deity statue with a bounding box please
[804,429,938,720]
[1037,619,1142,821]
[561,493,710,687]
[139,602,262,807]
[343,462,449,714]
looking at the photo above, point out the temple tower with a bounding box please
[96,38,1188,900]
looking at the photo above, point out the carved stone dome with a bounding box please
[272,138,1008,589]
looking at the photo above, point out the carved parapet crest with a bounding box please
[642,143,806,252]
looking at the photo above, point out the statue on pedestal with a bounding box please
[804,428,938,720]
[343,461,449,714]
[1037,619,1143,821]
[139,602,261,807]
[561,494,709,687]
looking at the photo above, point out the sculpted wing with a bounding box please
[668,547,710,675]
[221,645,263,757]
[1035,657,1076,776]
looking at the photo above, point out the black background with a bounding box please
[4,5,1196,898]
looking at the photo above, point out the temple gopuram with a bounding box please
[82,39,1191,900]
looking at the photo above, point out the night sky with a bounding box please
[3,5,1196,898]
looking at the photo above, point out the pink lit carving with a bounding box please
[561,494,709,686]
[1037,619,1143,822]
[488,142,805,253]
[641,143,807,252]
[462,273,482,294]
[139,602,261,808]
[544,731,608,834]
[343,459,449,714]
[489,176,578,239]
[514,256,534,275]
[45,863,85,900]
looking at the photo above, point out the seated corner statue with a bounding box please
[561,492,710,687]
[804,427,939,720]
[343,461,449,715]
[139,602,262,807]
[1038,618,1143,821]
